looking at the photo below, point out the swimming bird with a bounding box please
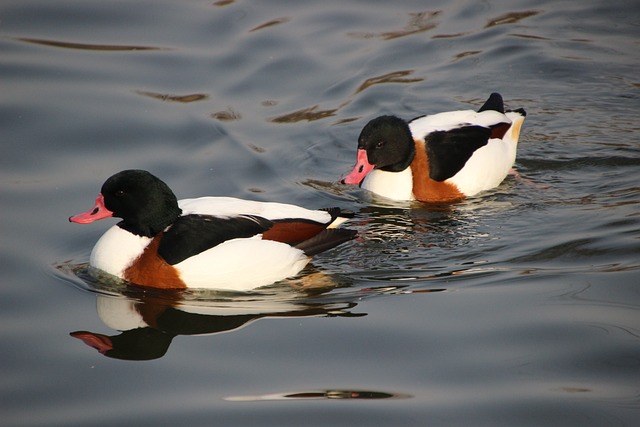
[341,93,526,202]
[69,170,356,291]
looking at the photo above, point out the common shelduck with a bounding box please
[69,170,356,291]
[341,93,526,202]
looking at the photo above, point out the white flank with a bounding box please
[447,136,517,196]
[175,238,311,291]
[448,110,525,196]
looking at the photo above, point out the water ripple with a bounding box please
[347,11,441,40]
[249,17,292,33]
[134,90,209,103]
[485,10,540,28]
[16,37,166,51]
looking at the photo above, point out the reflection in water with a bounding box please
[451,50,482,62]
[270,68,422,123]
[71,293,364,361]
[485,11,540,28]
[331,198,526,288]
[347,11,441,40]
[269,104,340,123]
[354,202,478,243]
[249,17,291,32]
[212,0,235,6]
[134,90,209,103]
[16,37,165,51]
[63,269,366,361]
[432,32,469,39]
[211,107,243,121]
[509,33,552,41]
[354,70,423,94]
[226,389,412,401]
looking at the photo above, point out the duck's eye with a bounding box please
[115,189,125,197]
[376,141,385,149]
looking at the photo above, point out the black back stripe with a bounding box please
[425,125,491,182]
[158,214,272,265]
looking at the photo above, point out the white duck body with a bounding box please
[408,109,524,197]
[360,108,525,201]
[343,93,526,203]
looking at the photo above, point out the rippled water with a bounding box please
[2,0,639,426]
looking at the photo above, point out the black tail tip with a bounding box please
[322,207,356,219]
[296,228,357,257]
[478,92,504,113]
[508,107,527,117]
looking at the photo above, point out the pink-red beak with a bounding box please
[70,331,114,354]
[341,149,375,185]
[69,194,113,224]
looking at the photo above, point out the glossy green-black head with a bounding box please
[70,169,181,237]
[357,115,415,172]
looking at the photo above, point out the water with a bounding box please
[1,0,639,425]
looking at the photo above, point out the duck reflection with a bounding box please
[70,279,364,361]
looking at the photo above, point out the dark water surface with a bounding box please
[2,0,639,425]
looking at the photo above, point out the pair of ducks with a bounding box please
[70,93,526,292]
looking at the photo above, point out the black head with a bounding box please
[101,170,181,237]
[358,115,415,172]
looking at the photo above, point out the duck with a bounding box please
[69,169,356,292]
[341,93,526,202]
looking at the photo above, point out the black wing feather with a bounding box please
[425,125,491,182]
[158,214,273,265]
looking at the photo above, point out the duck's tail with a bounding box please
[295,228,357,257]
[505,108,527,145]
[478,93,527,145]
[478,92,505,113]
[322,207,356,228]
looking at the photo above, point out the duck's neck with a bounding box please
[379,139,415,172]
[119,206,182,238]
